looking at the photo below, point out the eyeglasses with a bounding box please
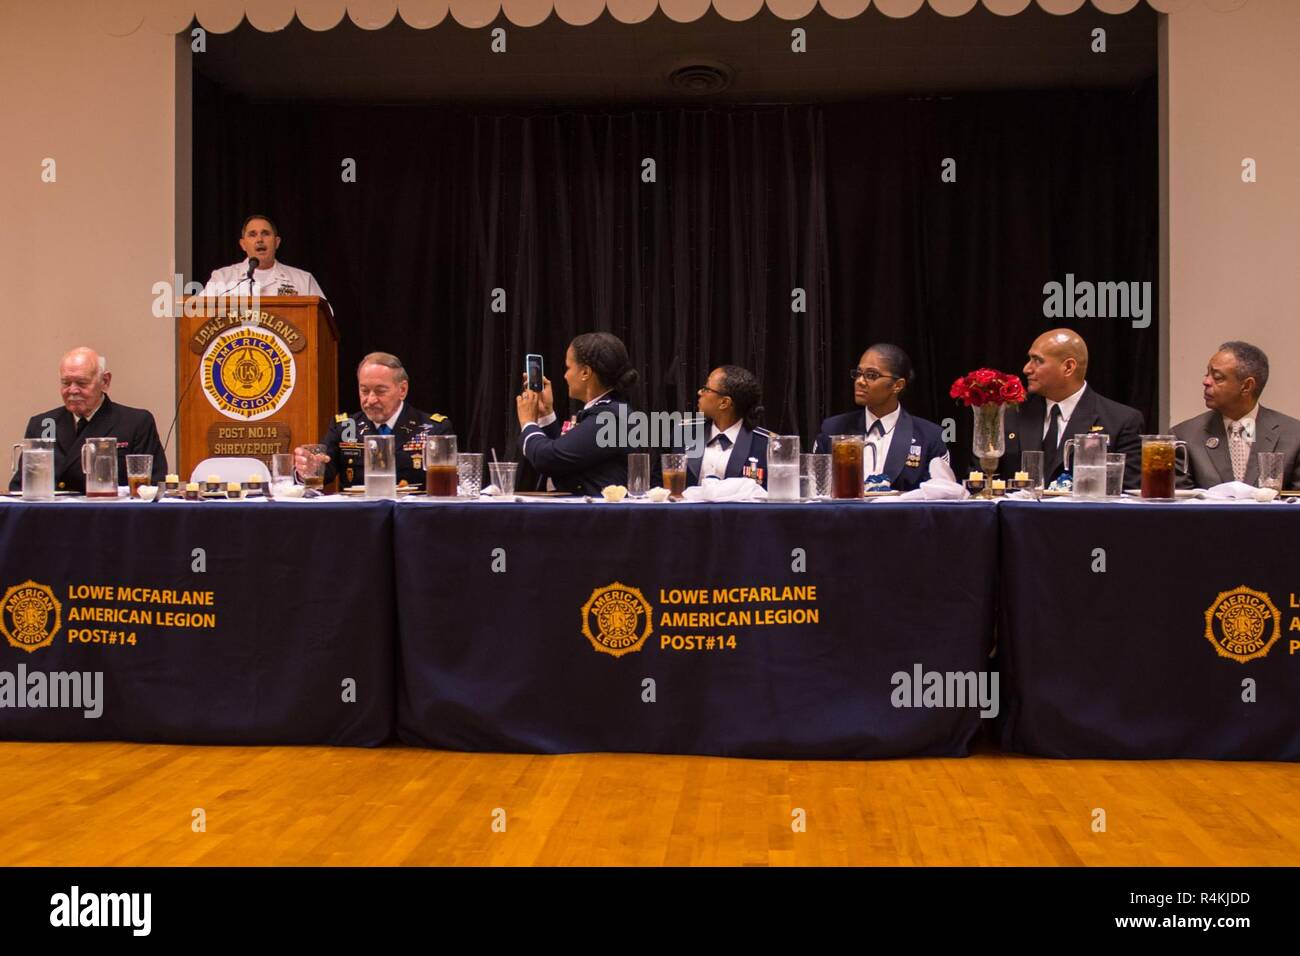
[850,368,898,383]
[699,385,730,397]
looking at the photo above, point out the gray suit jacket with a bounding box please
[1171,406,1300,490]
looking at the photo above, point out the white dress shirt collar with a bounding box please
[1223,401,1259,442]
[370,401,404,431]
[1044,381,1088,437]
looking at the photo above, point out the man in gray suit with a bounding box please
[1173,341,1300,489]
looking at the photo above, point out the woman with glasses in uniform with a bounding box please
[812,343,953,492]
[686,365,771,487]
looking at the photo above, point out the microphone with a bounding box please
[209,257,260,297]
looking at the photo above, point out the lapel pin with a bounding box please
[1205,437,1219,449]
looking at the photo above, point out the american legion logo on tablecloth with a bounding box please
[580,582,821,658]
[1203,585,1282,663]
[201,327,295,422]
[1,581,63,654]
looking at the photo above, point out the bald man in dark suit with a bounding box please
[999,328,1144,490]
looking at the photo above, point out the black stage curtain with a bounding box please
[194,75,1157,464]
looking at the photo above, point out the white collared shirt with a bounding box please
[1043,382,1088,445]
[1222,402,1259,444]
[201,259,326,299]
[700,420,744,480]
[369,402,404,433]
[74,397,105,429]
[863,405,902,476]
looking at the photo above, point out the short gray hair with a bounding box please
[357,351,408,384]
[1219,341,1269,397]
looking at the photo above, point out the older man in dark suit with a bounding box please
[1173,341,1300,490]
[9,347,167,493]
[1000,328,1145,489]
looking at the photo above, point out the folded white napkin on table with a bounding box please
[681,477,768,502]
[896,477,970,501]
[1204,481,1276,501]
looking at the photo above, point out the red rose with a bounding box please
[999,380,1024,403]
[973,369,998,387]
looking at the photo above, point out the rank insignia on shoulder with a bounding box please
[753,427,773,438]
[335,413,350,423]
[430,413,448,422]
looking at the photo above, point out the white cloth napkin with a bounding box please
[1204,481,1268,500]
[896,477,970,501]
[681,477,768,502]
[868,460,967,502]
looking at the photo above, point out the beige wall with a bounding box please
[1165,0,1300,427]
[3,0,1298,458]
[0,2,178,468]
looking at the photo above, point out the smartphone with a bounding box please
[525,353,544,392]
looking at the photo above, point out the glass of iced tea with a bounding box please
[125,454,153,498]
[425,435,458,496]
[1140,435,1187,500]
[299,444,328,495]
[831,435,865,499]
[661,453,687,499]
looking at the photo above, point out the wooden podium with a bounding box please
[177,296,337,481]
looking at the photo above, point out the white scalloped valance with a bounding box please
[92,0,1223,35]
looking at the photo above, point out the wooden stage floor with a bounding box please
[2,742,1297,867]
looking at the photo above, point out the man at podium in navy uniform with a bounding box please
[201,214,326,299]
[9,347,167,493]
[294,352,452,490]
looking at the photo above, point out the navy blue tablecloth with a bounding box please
[0,500,394,745]
[998,500,1300,760]
[394,500,998,758]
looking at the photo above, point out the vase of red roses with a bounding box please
[949,368,1027,486]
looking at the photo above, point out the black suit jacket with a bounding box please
[1001,386,1145,490]
[320,403,453,489]
[9,395,167,493]
[520,392,631,496]
[1172,406,1300,490]
[685,423,771,487]
[812,407,951,493]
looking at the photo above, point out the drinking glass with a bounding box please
[660,452,687,499]
[1104,453,1125,498]
[1021,450,1045,498]
[489,461,518,496]
[801,453,831,500]
[627,453,650,498]
[364,434,397,499]
[1256,452,1284,492]
[831,435,865,499]
[425,435,458,497]
[458,452,484,497]
[126,454,153,499]
[767,436,801,501]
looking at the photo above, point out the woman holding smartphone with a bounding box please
[516,332,639,495]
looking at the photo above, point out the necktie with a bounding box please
[1229,421,1248,482]
[708,433,731,450]
[1044,405,1062,472]
[74,417,88,436]
[865,419,885,474]
[377,423,392,436]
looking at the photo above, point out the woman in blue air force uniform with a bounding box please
[812,343,952,493]
[685,365,770,487]
[516,332,638,496]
